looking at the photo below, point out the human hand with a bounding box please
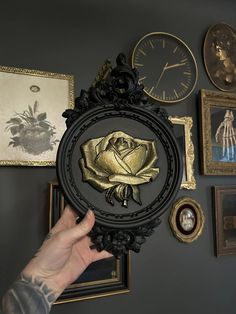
[22,205,112,299]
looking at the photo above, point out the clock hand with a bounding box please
[156,62,168,88]
[164,62,186,70]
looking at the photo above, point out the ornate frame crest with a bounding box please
[56,54,183,256]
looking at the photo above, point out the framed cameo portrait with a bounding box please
[169,197,204,243]
[203,23,236,92]
[56,53,183,256]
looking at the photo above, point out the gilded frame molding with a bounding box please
[200,89,236,175]
[48,181,131,304]
[169,197,204,243]
[0,65,74,166]
[169,116,196,189]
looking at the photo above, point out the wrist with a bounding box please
[2,274,57,314]
[21,267,65,300]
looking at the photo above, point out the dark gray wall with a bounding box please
[1,1,236,313]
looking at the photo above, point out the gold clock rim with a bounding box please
[131,31,198,104]
[203,22,236,92]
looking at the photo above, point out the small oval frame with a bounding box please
[169,197,204,243]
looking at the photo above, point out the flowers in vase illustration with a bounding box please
[5,101,59,155]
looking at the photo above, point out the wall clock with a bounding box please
[132,32,198,103]
[56,53,183,256]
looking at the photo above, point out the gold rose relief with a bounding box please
[79,131,159,208]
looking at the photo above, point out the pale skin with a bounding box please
[1,205,112,313]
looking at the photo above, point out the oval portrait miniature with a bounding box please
[204,23,236,91]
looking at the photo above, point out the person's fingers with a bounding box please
[50,205,77,234]
[61,209,95,246]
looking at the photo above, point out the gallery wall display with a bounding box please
[49,182,130,304]
[213,185,236,256]
[200,89,236,175]
[0,66,74,166]
[203,23,236,92]
[132,32,198,103]
[169,197,204,243]
[169,116,196,190]
[56,53,183,256]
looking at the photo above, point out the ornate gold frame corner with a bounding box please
[169,116,196,190]
[169,197,204,243]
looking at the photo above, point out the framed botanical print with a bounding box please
[169,197,204,243]
[48,181,130,304]
[169,116,196,189]
[0,66,74,166]
[200,89,236,175]
[213,185,236,256]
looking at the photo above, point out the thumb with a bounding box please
[62,209,95,245]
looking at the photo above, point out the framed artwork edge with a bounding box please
[213,185,236,257]
[169,116,196,189]
[200,89,236,175]
[48,181,131,304]
[169,196,205,243]
[0,65,74,167]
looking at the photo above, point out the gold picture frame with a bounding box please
[0,65,74,166]
[169,116,196,189]
[200,89,236,175]
[48,181,130,304]
[169,197,204,243]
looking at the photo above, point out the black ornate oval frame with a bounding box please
[56,54,183,256]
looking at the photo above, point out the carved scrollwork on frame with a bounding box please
[169,116,196,190]
[57,53,183,256]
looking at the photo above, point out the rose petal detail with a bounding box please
[139,167,159,181]
[136,141,158,175]
[95,131,134,153]
[80,159,116,190]
[122,145,147,174]
[95,150,132,175]
[81,137,108,177]
[108,174,148,185]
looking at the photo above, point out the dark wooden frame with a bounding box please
[213,185,236,256]
[49,181,130,304]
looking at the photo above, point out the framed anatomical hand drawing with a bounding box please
[0,66,73,166]
[200,89,236,175]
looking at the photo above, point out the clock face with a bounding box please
[132,32,198,103]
